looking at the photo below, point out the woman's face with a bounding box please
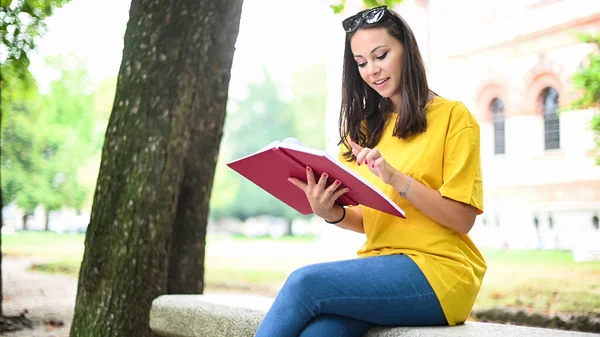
[350,27,404,107]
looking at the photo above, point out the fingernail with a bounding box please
[335,180,341,185]
[345,188,350,192]
[306,167,311,172]
[371,164,375,168]
[365,160,368,165]
[357,162,361,166]
[323,173,328,178]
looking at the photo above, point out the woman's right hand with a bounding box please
[288,166,350,221]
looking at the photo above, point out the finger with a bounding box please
[356,148,371,165]
[306,166,316,187]
[332,186,350,201]
[324,179,342,196]
[287,177,307,192]
[349,139,363,156]
[317,172,329,188]
[365,148,382,165]
[373,157,386,175]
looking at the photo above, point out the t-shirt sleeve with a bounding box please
[438,104,484,214]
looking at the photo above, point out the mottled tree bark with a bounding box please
[69,1,243,336]
[167,1,242,295]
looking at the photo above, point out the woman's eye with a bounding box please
[357,62,366,68]
[376,52,388,60]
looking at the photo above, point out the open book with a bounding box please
[226,137,406,219]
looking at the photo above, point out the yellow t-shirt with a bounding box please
[338,96,486,326]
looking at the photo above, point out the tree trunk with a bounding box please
[167,1,242,294]
[44,208,50,231]
[69,1,243,336]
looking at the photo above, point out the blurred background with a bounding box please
[2,0,599,335]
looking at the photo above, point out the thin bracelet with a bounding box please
[399,176,413,198]
[325,205,346,224]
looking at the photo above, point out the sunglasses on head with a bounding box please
[342,5,391,33]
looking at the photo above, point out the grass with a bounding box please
[2,231,85,259]
[3,230,600,315]
[29,258,82,277]
[476,249,600,314]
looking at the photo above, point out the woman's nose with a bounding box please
[368,64,381,77]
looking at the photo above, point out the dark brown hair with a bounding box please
[339,9,433,161]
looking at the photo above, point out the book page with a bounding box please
[227,140,281,164]
[278,138,326,157]
[280,137,307,147]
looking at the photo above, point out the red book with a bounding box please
[226,138,406,219]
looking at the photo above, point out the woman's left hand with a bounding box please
[349,139,404,186]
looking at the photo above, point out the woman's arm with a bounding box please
[323,205,364,234]
[390,173,477,234]
[349,139,478,234]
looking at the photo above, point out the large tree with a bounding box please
[69,1,243,336]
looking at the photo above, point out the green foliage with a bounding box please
[1,55,111,213]
[226,69,294,161]
[570,33,600,164]
[1,58,45,211]
[287,63,328,150]
[214,69,298,220]
[211,65,328,221]
[0,0,70,66]
[330,0,405,14]
[1,0,75,214]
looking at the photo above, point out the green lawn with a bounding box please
[3,230,599,315]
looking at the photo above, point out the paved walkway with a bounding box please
[2,256,76,337]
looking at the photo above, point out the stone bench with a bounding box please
[149,294,597,337]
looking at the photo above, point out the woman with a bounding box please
[254,5,486,337]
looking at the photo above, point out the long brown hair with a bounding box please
[339,9,432,161]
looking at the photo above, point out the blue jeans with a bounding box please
[254,254,447,337]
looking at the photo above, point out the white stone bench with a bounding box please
[149,294,597,337]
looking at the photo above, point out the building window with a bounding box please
[542,87,560,150]
[548,214,554,229]
[491,97,505,155]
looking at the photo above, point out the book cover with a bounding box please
[226,138,406,219]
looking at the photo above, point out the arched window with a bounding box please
[542,87,560,150]
[491,97,505,155]
[548,214,554,229]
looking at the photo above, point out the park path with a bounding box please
[2,256,76,337]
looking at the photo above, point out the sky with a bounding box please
[28,0,344,99]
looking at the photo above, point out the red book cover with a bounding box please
[226,138,406,219]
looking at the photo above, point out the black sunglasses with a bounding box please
[342,6,390,33]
